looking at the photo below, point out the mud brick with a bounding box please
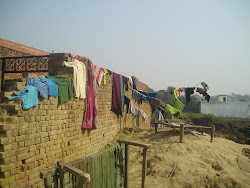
[16,135,27,142]
[24,156,35,164]
[35,116,41,122]
[40,116,45,121]
[18,142,24,148]
[18,117,25,123]
[17,153,29,161]
[17,147,29,155]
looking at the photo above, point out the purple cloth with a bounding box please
[67,53,88,61]
[82,60,98,130]
[112,72,122,116]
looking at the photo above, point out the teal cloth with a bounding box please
[165,104,181,119]
[171,91,184,112]
[201,82,208,88]
[9,85,38,109]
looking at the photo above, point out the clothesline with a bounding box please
[126,85,167,112]
[127,86,145,96]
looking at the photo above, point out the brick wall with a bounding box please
[0,53,152,187]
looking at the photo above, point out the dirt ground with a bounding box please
[116,127,250,188]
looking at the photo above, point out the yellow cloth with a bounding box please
[101,68,108,85]
[174,90,179,98]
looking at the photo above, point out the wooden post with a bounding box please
[58,162,65,188]
[118,139,150,188]
[125,144,129,188]
[79,179,84,188]
[57,161,90,188]
[210,125,215,142]
[154,119,158,133]
[141,148,147,188]
[180,124,184,143]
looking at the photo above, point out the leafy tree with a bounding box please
[148,88,154,92]
[167,86,176,91]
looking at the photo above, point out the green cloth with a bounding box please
[165,104,181,119]
[71,143,124,188]
[46,75,74,104]
[120,75,124,117]
[90,143,124,188]
[43,143,125,187]
[171,91,184,112]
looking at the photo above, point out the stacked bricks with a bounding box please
[0,53,152,187]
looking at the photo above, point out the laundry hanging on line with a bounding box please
[46,75,74,104]
[39,77,59,97]
[26,77,48,98]
[63,59,87,99]
[130,101,148,123]
[112,72,124,117]
[82,59,98,130]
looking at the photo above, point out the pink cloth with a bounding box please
[82,60,98,129]
[67,53,88,61]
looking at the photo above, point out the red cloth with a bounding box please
[178,87,184,92]
[96,68,102,82]
[112,72,122,116]
[82,60,98,129]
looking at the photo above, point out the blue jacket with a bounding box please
[39,77,59,97]
[27,77,48,98]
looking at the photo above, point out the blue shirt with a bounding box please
[39,77,59,97]
[27,77,48,98]
[9,86,38,109]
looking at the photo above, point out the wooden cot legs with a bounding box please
[210,125,215,142]
[180,124,184,143]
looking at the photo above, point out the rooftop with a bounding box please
[0,38,49,56]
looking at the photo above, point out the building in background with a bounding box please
[200,95,249,118]
[217,95,228,102]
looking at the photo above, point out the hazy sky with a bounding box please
[0,0,249,96]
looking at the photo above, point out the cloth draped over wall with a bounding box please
[39,77,59,97]
[46,75,74,105]
[82,60,98,130]
[9,86,38,109]
[26,77,48,98]
[63,59,87,99]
